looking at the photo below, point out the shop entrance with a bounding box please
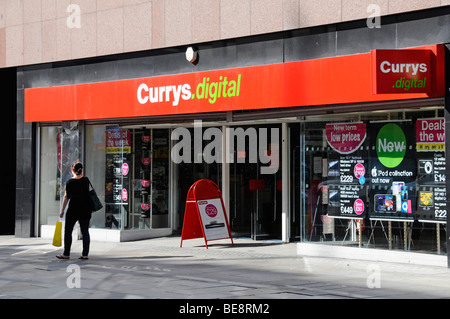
[172,123,282,240]
[175,161,221,232]
[173,126,222,232]
[229,124,282,240]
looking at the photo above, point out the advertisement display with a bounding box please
[367,122,416,221]
[180,179,233,249]
[325,123,368,219]
[138,130,152,219]
[324,119,444,223]
[105,128,131,229]
[416,118,446,223]
[197,198,230,241]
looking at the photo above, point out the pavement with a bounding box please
[1,234,450,304]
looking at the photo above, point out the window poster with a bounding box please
[416,118,446,222]
[138,129,152,219]
[325,123,368,219]
[367,122,416,221]
[105,128,131,228]
[324,119,445,223]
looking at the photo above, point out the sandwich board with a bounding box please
[180,179,233,249]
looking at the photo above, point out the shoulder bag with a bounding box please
[87,178,103,212]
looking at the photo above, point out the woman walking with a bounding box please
[57,161,92,260]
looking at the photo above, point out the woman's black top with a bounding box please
[66,177,92,218]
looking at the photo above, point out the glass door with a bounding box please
[229,124,282,240]
[291,121,335,242]
[173,126,222,232]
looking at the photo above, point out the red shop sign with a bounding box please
[25,45,444,122]
[371,49,432,94]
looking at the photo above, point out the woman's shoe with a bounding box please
[79,256,89,260]
[56,254,70,259]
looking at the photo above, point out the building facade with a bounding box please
[4,1,450,265]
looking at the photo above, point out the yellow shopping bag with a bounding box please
[52,221,62,247]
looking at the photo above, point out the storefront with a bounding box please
[23,42,448,254]
[12,2,450,270]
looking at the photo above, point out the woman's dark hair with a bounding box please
[72,161,83,175]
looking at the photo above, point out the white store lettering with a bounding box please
[137,83,191,106]
[380,61,427,75]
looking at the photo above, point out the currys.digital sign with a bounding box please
[371,49,432,94]
[25,45,443,123]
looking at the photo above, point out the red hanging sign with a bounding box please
[180,179,233,249]
[371,49,432,94]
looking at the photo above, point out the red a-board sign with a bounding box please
[371,49,432,94]
[180,179,233,249]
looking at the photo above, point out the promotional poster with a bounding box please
[196,198,230,241]
[415,118,446,222]
[325,119,444,223]
[326,123,368,219]
[105,128,132,229]
[367,122,415,221]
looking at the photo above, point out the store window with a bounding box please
[39,123,81,227]
[292,107,446,255]
[39,125,170,231]
[85,125,170,230]
[39,126,63,226]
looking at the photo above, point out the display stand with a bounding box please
[404,222,409,251]
[435,223,447,254]
[419,220,447,254]
[180,179,234,249]
[367,219,389,248]
[368,219,416,251]
[437,223,440,253]
[388,221,392,250]
[309,194,321,242]
[342,219,354,245]
[341,218,363,247]
[430,222,447,254]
